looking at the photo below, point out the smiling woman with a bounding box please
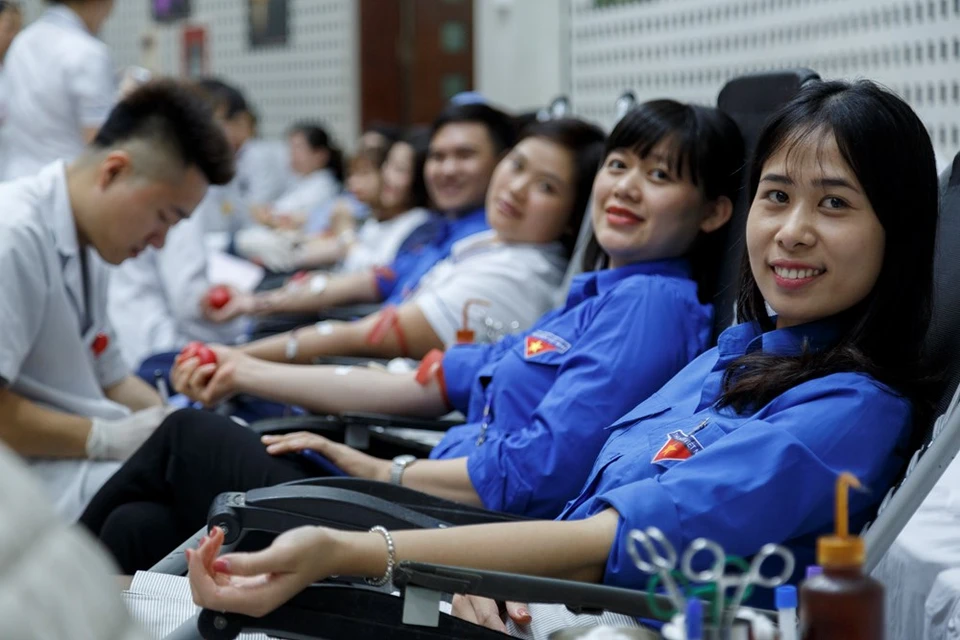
[748,133,885,328]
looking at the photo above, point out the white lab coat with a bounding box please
[0,5,116,180]
[190,178,253,236]
[108,212,247,369]
[0,161,128,521]
[273,169,339,215]
[235,138,294,207]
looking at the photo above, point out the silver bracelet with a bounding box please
[365,525,396,587]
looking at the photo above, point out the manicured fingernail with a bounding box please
[200,536,208,546]
[518,609,530,618]
[212,558,230,573]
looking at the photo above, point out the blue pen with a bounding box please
[300,448,348,476]
[685,598,703,640]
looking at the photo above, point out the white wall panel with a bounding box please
[570,0,960,162]
[18,0,359,144]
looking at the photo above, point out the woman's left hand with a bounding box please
[261,431,391,481]
[451,595,532,633]
[188,525,339,618]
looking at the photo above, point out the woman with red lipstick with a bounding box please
[82,103,746,573]
[175,81,938,636]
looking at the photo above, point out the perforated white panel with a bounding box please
[16,0,359,144]
[570,0,960,162]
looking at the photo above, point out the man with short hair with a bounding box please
[0,79,234,520]
[107,78,256,368]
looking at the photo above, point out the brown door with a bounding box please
[359,0,475,131]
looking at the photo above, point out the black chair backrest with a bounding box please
[712,69,821,338]
[928,153,960,416]
[863,152,960,569]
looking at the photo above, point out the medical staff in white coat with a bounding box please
[1,0,118,180]
[0,79,235,521]
[189,79,291,234]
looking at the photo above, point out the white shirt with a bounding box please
[190,178,252,235]
[1,5,116,180]
[235,138,294,206]
[108,214,247,368]
[0,161,128,519]
[273,169,339,215]
[340,207,429,274]
[412,230,568,346]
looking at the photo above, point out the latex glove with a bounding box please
[85,405,176,461]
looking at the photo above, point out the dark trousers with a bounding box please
[79,409,322,573]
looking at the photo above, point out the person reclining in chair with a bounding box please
[180,81,938,635]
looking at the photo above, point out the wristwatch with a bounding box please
[390,454,418,485]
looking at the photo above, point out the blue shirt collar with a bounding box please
[443,206,486,223]
[566,258,692,307]
[717,317,843,360]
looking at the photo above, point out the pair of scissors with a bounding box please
[682,538,795,632]
[626,527,686,615]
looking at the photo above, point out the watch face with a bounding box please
[394,455,417,465]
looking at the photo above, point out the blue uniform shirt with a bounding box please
[429,258,714,518]
[376,208,489,303]
[559,319,913,594]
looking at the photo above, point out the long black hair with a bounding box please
[720,80,938,413]
[288,121,345,183]
[582,100,745,303]
[514,118,606,257]
[381,126,432,212]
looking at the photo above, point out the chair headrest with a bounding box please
[711,69,821,337]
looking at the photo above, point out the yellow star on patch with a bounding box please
[529,340,544,353]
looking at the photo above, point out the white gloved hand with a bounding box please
[85,405,177,461]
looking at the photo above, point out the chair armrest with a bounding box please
[340,411,465,432]
[280,477,527,526]
[207,485,450,546]
[148,527,206,576]
[249,414,344,436]
[184,582,507,640]
[393,562,664,619]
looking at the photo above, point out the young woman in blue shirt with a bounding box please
[82,103,745,572]
[184,80,939,633]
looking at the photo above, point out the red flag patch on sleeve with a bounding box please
[523,331,571,360]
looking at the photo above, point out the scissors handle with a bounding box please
[627,528,678,574]
[681,537,727,583]
[749,543,796,587]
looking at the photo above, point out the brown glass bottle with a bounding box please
[800,472,884,640]
[800,565,884,640]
